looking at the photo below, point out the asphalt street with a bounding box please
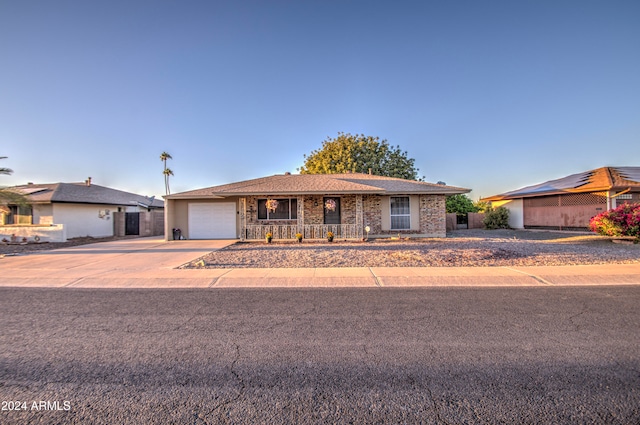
[1,286,639,424]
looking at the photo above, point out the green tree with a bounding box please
[473,199,490,213]
[160,152,173,195]
[446,194,478,214]
[299,133,422,180]
[0,157,30,215]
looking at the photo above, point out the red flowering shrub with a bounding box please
[589,203,640,238]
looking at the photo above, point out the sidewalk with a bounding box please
[1,237,638,288]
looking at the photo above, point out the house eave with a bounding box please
[166,189,469,199]
[482,186,618,202]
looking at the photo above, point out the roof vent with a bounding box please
[284,172,291,175]
[85,177,92,186]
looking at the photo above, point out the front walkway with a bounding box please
[1,237,638,288]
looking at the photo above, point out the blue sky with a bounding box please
[1,0,638,199]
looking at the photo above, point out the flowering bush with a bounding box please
[589,203,640,238]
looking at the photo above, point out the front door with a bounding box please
[323,197,341,224]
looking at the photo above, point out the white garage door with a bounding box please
[188,203,237,239]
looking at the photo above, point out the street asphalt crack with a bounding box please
[424,383,448,425]
[568,307,588,332]
[199,343,246,423]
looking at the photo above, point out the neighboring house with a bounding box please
[1,178,164,242]
[164,173,470,240]
[483,166,640,230]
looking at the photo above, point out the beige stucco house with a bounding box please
[1,179,164,242]
[164,173,470,240]
[483,166,640,230]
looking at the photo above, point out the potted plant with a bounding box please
[295,232,303,243]
[327,231,334,242]
[265,232,273,243]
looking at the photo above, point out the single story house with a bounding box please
[482,166,640,230]
[163,173,470,240]
[1,178,164,242]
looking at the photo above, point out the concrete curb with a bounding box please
[1,264,638,288]
[1,237,638,288]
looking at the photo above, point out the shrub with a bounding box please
[589,203,640,238]
[483,206,510,229]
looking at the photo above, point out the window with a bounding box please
[390,196,410,230]
[5,205,33,225]
[258,198,298,220]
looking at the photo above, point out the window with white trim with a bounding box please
[257,198,298,220]
[390,196,410,230]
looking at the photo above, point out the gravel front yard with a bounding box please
[181,229,640,268]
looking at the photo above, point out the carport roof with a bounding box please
[165,173,470,198]
[483,166,640,201]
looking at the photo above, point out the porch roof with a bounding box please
[165,173,470,199]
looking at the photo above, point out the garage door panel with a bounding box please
[188,203,237,239]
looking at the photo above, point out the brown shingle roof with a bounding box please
[482,166,640,201]
[166,173,470,198]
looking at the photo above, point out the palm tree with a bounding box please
[0,157,29,216]
[160,152,173,195]
[0,156,13,175]
[163,168,174,195]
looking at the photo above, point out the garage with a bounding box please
[188,203,237,239]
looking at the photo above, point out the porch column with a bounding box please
[240,197,246,241]
[297,195,304,232]
[356,194,363,239]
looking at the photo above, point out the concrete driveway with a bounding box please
[0,237,236,288]
[1,236,639,288]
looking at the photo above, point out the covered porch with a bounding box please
[239,194,364,241]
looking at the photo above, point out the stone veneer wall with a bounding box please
[244,193,446,237]
[302,195,359,225]
[363,195,382,234]
[419,194,446,237]
[340,195,356,224]
[302,196,324,225]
